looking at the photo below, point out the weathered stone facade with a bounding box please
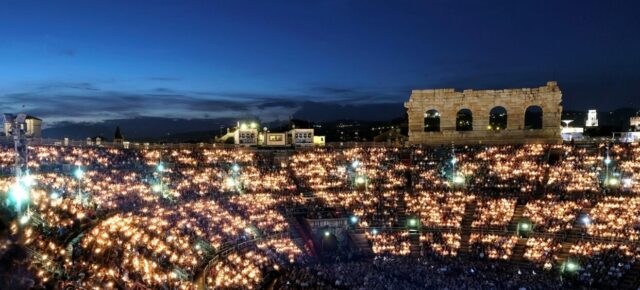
[405,81,562,145]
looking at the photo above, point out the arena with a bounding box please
[0,142,638,290]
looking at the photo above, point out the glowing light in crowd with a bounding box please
[452,175,465,184]
[350,216,359,224]
[225,177,237,187]
[156,163,165,172]
[451,157,457,165]
[355,176,366,185]
[232,164,240,172]
[604,157,611,165]
[408,218,418,227]
[565,261,579,272]
[371,229,379,235]
[622,178,632,188]
[324,231,330,237]
[50,192,60,199]
[19,214,30,225]
[608,177,619,186]
[581,215,591,226]
[21,174,36,186]
[9,182,28,210]
[152,184,162,193]
[74,168,84,179]
[351,160,360,169]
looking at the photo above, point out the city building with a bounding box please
[631,116,640,131]
[288,128,314,146]
[264,132,287,146]
[234,128,258,146]
[313,135,325,146]
[3,115,42,138]
[585,110,598,127]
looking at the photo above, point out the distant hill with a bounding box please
[43,117,236,140]
[293,101,405,122]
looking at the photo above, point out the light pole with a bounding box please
[74,167,84,203]
[604,145,611,184]
[156,162,165,196]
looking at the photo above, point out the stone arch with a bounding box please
[456,108,473,131]
[489,106,507,131]
[524,105,543,130]
[424,109,440,132]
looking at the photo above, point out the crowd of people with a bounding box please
[0,142,638,289]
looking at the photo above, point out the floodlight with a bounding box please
[225,177,237,187]
[21,175,36,187]
[581,215,591,225]
[74,168,84,179]
[371,229,378,235]
[19,214,30,225]
[324,231,330,237]
[453,175,465,184]
[350,216,359,224]
[9,183,28,205]
[566,262,578,272]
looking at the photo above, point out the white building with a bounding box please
[631,116,640,131]
[289,128,314,146]
[585,110,598,127]
[234,128,258,146]
[4,115,42,138]
[264,132,287,146]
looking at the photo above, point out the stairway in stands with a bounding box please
[507,204,526,232]
[620,262,640,289]
[458,201,477,257]
[555,205,593,266]
[510,238,528,264]
[348,230,374,257]
[287,216,317,258]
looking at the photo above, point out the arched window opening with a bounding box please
[489,106,508,131]
[524,105,543,130]
[424,109,440,132]
[456,109,473,131]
